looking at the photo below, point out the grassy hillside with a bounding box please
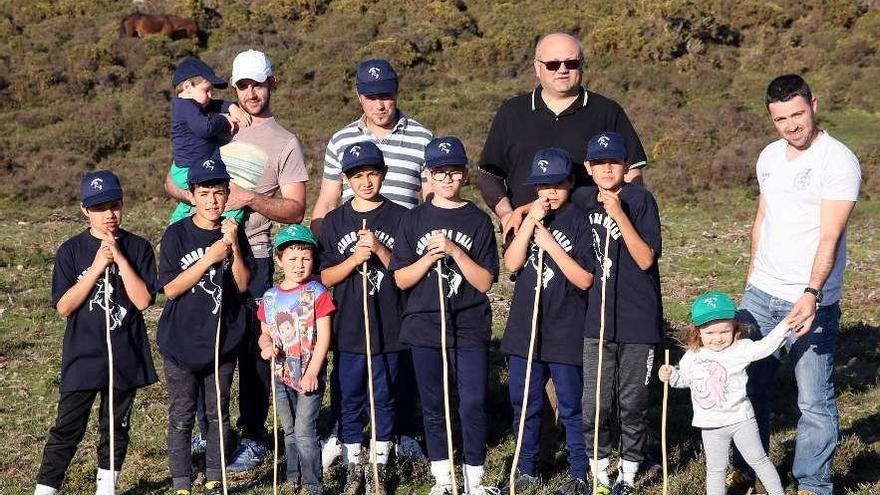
[0,0,878,494]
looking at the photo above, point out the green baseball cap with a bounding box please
[274,224,316,250]
[691,291,737,326]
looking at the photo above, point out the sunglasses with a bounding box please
[536,59,583,71]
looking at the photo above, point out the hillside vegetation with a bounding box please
[0,0,878,205]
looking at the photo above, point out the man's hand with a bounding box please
[225,183,255,211]
[501,203,532,240]
[786,293,818,337]
[220,218,238,246]
[598,189,624,221]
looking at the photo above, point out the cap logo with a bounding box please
[202,159,215,170]
[537,159,549,172]
[368,67,381,79]
[598,136,610,148]
[438,142,452,154]
[705,296,718,308]
[350,145,361,157]
[90,178,104,191]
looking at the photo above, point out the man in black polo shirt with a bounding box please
[479,32,647,236]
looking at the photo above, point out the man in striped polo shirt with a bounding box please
[310,58,432,468]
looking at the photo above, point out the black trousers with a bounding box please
[36,388,136,489]
[581,339,655,462]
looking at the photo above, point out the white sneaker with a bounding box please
[428,483,452,495]
[466,487,501,495]
[396,435,425,460]
[320,436,342,473]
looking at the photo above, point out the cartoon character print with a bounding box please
[271,286,319,392]
[85,266,127,331]
[526,241,554,289]
[435,257,463,297]
[691,358,729,409]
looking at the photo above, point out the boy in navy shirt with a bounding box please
[34,171,158,495]
[258,224,335,495]
[318,142,408,495]
[501,148,593,495]
[156,152,252,495]
[390,137,499,495]
[575,133,662,495]
[167,56,249,224]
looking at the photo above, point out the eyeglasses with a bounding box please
[536,59,583,71]
[429,170,465,182]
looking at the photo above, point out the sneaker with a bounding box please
[396,435,425,460]
[342,462,365,495]
[364,463,387,495]
[610,481,637,495]
[428,484,452,495]
[226,438,269,473]
[466,486,501,495]
[204,481,224,495]
[190,432,207,456]
[499,470,539,493]
[321,436,342,473]
[554,475,588,495]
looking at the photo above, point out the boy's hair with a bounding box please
[683,320,747,350]
[188,178,230,193]
[175,75,208,94]
[342,163,387,178]
[276,241,316,255]
[765,74,812,107]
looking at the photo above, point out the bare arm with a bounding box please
[746,194,766,283]
[394,253,437,290]
[624,167,644,185]
[309,179,343,237]
[112,246,152,310]
[164,171,192,203]
[163,241,228,300]
[227,181,306,225]
[601,190,655,271]
[503,215,538,273]
[535,224,593,290]
[449,244,494,293]
[56,264,106,317]
[321,254,362,288]
[228,241,250,294]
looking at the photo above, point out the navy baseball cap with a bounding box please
[341,141,385,173]
[356,59,398,96]
[526,148,573,185]
[172,56,228,89]
[81,170,123,207]
[586,132,628,162]
[425,136,468,169]
[188,151,231,185]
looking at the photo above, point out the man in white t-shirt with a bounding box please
[734,74,861,495]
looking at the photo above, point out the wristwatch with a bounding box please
[804,287,823,303]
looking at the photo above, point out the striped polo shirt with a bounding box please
[323,113,433,209]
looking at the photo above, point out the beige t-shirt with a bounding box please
[221,117,309,258]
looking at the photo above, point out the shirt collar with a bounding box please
[531,86,589,113]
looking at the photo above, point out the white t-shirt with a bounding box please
[749,132,861,304]
[669,321,791,428]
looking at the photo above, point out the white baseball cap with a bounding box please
[230,49,273,86]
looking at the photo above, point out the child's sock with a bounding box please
[371,440,391,465]
[95,468,120,495]
[463,464,485,491]
[34,485,57,495]
[430,459,452,486]
[343,442,361,465]
[620,459,639,485]
[591,457,610,486]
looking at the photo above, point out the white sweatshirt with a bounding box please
[668,321,791,428]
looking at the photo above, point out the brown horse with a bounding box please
[120,13,199,42]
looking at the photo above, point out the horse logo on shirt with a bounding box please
[357,265,385,295]
[87,269,127,331]
[195,266,223,315]
[591,228,613,282]
[692,359,728,409]
[435,258,462,297]
[527,242,554,289]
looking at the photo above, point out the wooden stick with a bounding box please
[103,267,115,494]
[592,227,611,494]
[509,245,544,495]
[214,273,228,495]
[271,350,278,495]
[437,258,458,495]
[362,219,380,495]
[662,349,670,495]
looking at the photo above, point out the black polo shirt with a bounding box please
[479,86,647,208]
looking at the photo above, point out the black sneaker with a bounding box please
[554,475,588,495]
[342,462,365,495]
[499,469,539,493]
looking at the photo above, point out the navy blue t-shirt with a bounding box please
[389,201,499,349]
[572,184,663,344]
[501,203,591,366]
[157,217,253,372]
[171,97,232,168]
[51,229,159,392]
[319,198,407,354]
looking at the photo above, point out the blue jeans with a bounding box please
[735,284,840,495]
[275,380,323,492]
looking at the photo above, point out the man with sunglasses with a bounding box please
[479,32,648,238]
